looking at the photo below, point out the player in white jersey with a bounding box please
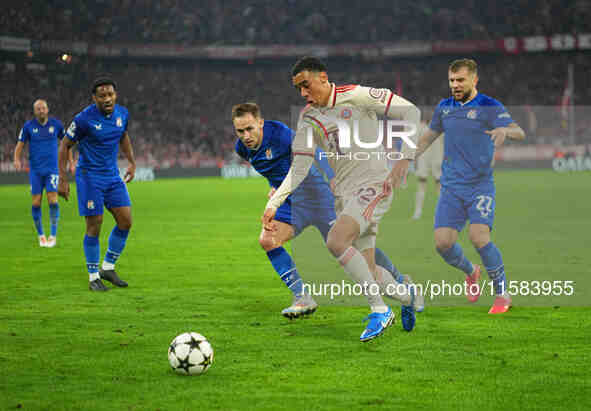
[412,117,444,220]
[262,57,422,341]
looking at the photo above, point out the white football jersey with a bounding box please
[293,84,420,194]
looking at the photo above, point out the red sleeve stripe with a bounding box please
[304,115,329,139]
[293,151,315,157]
[336,84,358,93]
[384,91,394,116]
[331,85,337,107]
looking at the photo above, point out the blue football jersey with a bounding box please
[66,104,129,175]
[429,93,513,187]
[235,120,330,199]
[18,117,64,173]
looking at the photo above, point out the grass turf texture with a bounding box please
[0,170,589,410]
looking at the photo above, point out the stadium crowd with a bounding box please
[2,0,590,45]
[2,52,591,169]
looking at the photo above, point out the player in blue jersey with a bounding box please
[14,99,74,248]
[414,59,525,314]
[232,102,420,326]
[57,76,136,292]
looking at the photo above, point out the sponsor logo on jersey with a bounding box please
[49,126,55,133]
[87,200,95,210]
[116,117,122,127]
[265,148,273,160]
[498,112,511,118]
[33,128,39,133]
[340,108,352,119]
[94,123,102,130]
[467,109,478,119]
[368,88,386,100]
[442,109,450,116]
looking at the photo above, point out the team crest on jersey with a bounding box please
[340,108,353,119]
[265,148,273,160]
[467,109,478,119]
[49,126,55,133]
[368,88,386,100]
[116,117,122,127]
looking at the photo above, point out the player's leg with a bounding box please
[84,214,108,291]
[467,189,510,314]
[329,188,394,341]
[413,177,428,220]
[76,171,108,291]
[99,177,132,287]
[434,188,481,302]
[259,218,316,318]
[100,206,131,288]
[30,171,46,246]
[45,173,60,247]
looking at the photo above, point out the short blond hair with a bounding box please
[449,58,478,74]
[231,102,261,120]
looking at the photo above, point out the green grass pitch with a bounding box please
[0,170,589,410]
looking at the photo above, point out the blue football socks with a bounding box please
[266,247,304,297]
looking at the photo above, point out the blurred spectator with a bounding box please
[2,52,591,168]
[1,0,590,45]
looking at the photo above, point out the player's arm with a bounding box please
[415,128,442,159]
[58,137,76,201]
[120,131,136,183]
[353,87,420,189]
[485,122,525,147]
[486,103,525,146]
[67,147,76,174]
[13,141,25,171]
[14,128,28,171]
[352,87,421,160]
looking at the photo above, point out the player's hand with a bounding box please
[485,127,508,147]
[262,207,277,231]
[69,162,76,175]
[58,177,70,201]
[389,159,410,189]
[329,178,336,194]
[268,187,276,199]
[13,159,21,171]
[124,163,136,183]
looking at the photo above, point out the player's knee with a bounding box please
[31,198,42,208]
[469,233,489,249]
[258,234,276,252]
[118,218,132,231]
[434,236,454,253]
[325,235,346,258]
[86,216,103,236]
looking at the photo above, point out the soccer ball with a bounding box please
[168,332,214,375]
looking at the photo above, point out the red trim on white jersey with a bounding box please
[293,151,314,157]
[384,92,394,116]
[362,189,389,221]
[304,115,329,139]
[336,84,357,92]
[330,84,337,107]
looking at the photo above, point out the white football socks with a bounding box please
[338,247,388,313]
[375,266,412,305]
